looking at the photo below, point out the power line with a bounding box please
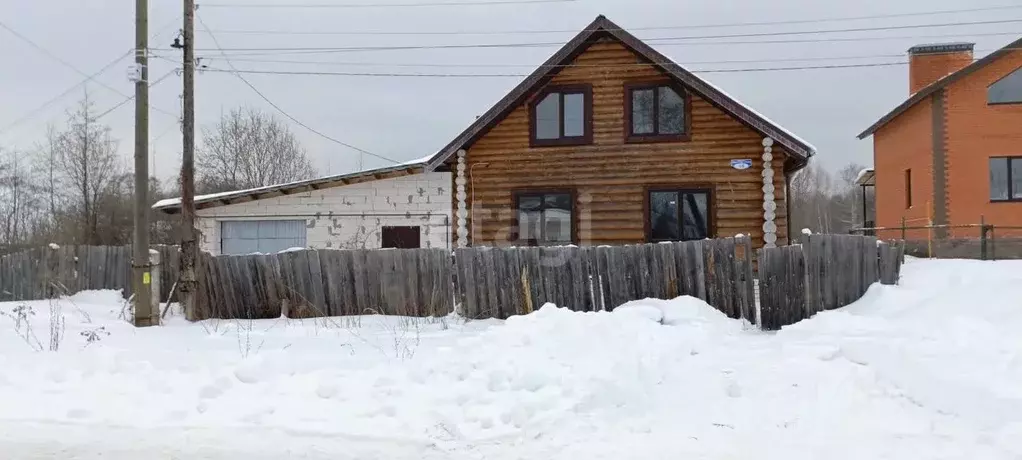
[201,61,910,77]
[0,51,132,134]
[190,50,995,69]
[190,19,1022,55]
[203,4,1022,36]
[193,17,1022,51]
[0,20,180,119]
[202,0,574,8]
[94,69,179,121]
[196,14,400,165]
[0,14,183,136]
[179,31,1022,57]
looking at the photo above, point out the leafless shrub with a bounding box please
[48,299,65,351]
[1,304,43,351]
[80,326,109,347]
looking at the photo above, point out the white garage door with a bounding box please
[220,220,307,255]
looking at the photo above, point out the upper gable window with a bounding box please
[529,85,592,147]
[626,83,689,142]
[988,67,1022,104]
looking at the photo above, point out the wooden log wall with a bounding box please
[458,40,791,249]
[455,237,756,322]
[758,235,906,330]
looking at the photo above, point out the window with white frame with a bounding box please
[220,220,307,255]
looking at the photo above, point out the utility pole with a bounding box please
[132,0,154,326]
[178,0,198,319]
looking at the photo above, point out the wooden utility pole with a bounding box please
[132,0,154,326]
[178,0,198,319]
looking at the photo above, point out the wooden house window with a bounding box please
[990,157,1022,201]
[512,191,574,245]
[626,83,689,142]
[646,188,711,242]
[529,85,592,147]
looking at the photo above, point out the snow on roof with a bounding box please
[691,72,818,155]
[152,154,435,210]
[855,168,876,186]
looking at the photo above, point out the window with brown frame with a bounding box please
[905,169,913,208]
[646,188,711,242]
[529,85,592,147]
[513,191,574,245]
[626,83,688,142]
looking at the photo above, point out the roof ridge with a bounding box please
[859,35,1022,139]
[425,14,814,170]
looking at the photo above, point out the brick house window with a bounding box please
[905,169,913,208]
[988,67,1022,104]
[990,157,1022,201]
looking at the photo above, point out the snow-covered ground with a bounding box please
[1,258,1021,459]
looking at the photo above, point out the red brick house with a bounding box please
[858,40,1022,238]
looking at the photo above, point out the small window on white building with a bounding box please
[221,220,307,255]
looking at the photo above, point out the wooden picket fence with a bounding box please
[1,235,904,331]
[0,245,179,303]
[454,238,755,321]
[192,248,452,319]
[758,235,904,330]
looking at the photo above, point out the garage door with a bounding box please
[221,220,307,255]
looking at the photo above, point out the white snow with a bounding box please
[855,167,875,185]
[1,258,1021,458]
[802,228,813,236]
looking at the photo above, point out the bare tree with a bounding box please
[55,92,122,244]
[789,161,873,239]
[198,107,316,192]
[0,148,41,245]
[34,123,63,220]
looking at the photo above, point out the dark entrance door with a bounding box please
[381,226,421,249]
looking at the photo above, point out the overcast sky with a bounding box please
[2,0,1019,182]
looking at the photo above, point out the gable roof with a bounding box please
[858,36,1022,139]
[153,156,431,213]
[425,15,816,171]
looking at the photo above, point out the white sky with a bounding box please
[1,0,1019,182]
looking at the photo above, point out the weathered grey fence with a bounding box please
[455,237,756,322]
[0,245,179,303]
[4,236,903,331]
[758,235,905,330]
[192,248,453,320]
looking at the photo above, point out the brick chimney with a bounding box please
[908,43,974,94]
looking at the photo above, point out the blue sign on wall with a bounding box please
[731,159,753,170]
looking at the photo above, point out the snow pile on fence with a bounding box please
[1,258,1021,459]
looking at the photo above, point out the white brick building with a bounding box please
[154,164,451,255]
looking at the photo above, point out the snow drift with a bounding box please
[0,258,1020,459]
